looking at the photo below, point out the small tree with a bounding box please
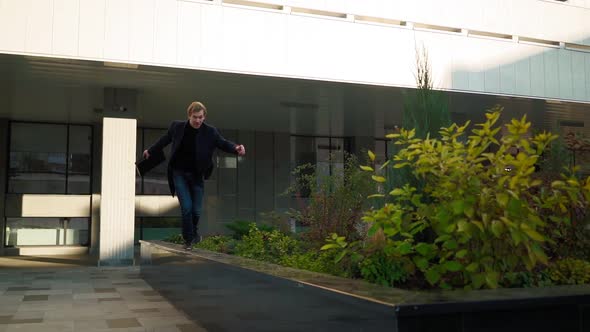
[386,45,452,200]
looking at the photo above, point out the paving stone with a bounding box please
[73,319,108,330]
[137,316,191,329]
[177,323,208,332]
[94,288,117,293]
[22,295,48,302]
[106,318,142,328]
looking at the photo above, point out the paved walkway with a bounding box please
[0,255,205,332]
[0,251,396,332]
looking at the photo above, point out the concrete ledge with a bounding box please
[139,240,417,307]
[141,240,590,332]
[2,246,89,256]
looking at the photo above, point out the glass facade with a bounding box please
[134,217,181,243]
[8,122,92,194]
[290,135,351,197]
[4,217,90,247]
[136,128,171,195]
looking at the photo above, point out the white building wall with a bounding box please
[0,0,589,102]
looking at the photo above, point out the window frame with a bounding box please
[6,121,94,195]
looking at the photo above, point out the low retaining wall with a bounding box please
[141,240,590,332]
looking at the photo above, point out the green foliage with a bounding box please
[547,258,590,285]
[359,108,590,289]
[234,224,299,264]
[287,153,374,246]
[385,45,451,203]
[359,253,408,287]
[164,233,184,244]
[225,220,275,240]
[402,45,451,140]
[319,233,364,278]
[194,235,236,254]
[538,129,572,173]
[280,250,348,277]
[502,270,554,288]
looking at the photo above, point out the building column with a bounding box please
[99,117,136,266]
[0,119,8,255]
[89,123,102,256]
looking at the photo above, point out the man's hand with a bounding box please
[235,145,246,156]
[143,150,150,159]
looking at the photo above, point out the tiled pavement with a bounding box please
[1,250,397,332]
[0,256,205,332]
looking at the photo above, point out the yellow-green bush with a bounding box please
[355,108,590,289]
[547,258,590,285]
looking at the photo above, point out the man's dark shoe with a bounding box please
[183,242,192,251]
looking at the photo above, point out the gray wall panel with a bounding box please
[237,131,256,221]
[0,119,8,251]
[515,58,531,96]
[530,53,546,97]
[558,50,573,100]
[274,133,291,213]
[544,49,560,98]
[255,132,274,220]
[572,52,587,101]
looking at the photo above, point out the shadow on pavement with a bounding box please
[141,252,397,332]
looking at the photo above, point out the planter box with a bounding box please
[140,240,590,332]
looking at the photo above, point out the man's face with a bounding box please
[188,110,205,129]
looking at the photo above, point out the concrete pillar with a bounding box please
[98,118,136,266]
[89,124,102,256]
[0,119,8,254]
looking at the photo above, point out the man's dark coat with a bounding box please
[147,121,237,196]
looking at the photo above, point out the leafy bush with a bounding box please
[195,235,236,254]
[358,108,590,289]
[287,153,374,246]
[502,270,553,288]
[234,224,300,264]
[225,220,274,240]
[547,258,590,285]
[359,253,408,287]
[280,250,348,277]
[164,233,184,244]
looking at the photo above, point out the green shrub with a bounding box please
[195,235,236,254]
[163,233,184,244]
[234,224,299,263]
[359,253,408,287]
[225,220,274,240]
[357,108,590,289]
[286,153,374,246]
[502,270,553,288]
[280,250,348,277]
[547,258,590,285]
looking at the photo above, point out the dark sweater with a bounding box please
[171,122,199,172]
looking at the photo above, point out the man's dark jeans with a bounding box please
[172,170,204,245]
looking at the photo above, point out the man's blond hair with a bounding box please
[187,101,207,116]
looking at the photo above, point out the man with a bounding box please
[143,101,246,250]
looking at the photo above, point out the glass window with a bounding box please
[7,122,93,194]
[330,138,345,177]
[136,217,181,242]
[67,126,92,194]
[5,217,89,246]
[9,123,67,193]
[65,218,90,246]
[290,136,351,197]
[136,130,143,194]
[374,139,387,169]
[141,129,171,195]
